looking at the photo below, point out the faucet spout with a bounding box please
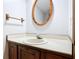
[36,35,42,39]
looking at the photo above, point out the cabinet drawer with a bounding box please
[46,53,71,59]
[9,42,17,47]
[18,46,40,59]
[18,46,39,54]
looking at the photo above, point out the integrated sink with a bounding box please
[23,36,47,45]
[23,35,47,45]
[26,39,47,45]
[27,39,44,43]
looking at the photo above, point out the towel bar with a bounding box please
[6,14,24,23]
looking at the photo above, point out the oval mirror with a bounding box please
[32,0,53,26]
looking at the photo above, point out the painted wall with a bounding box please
[3,0,27,59]
[26,0,73,38]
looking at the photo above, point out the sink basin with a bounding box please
[24,39,47,45]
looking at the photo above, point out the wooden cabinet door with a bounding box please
[8,43,17,59]
[18,46,40,59]
[46,53,70,59]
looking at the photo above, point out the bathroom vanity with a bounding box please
[4,0,74,59]
[7,34,72,59]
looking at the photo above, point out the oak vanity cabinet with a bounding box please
[8,41,72,59]
[8,42,17,59]
[18,46,40,59]
[45,53,69,59]
[8,42,40,59]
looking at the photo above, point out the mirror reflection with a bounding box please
[32,0,53,26]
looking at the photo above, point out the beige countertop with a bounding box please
[7,33,72,55]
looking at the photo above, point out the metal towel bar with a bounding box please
[6,14,24,23]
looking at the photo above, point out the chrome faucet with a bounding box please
[36,35,42,39]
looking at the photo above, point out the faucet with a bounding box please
[36,34,42,39]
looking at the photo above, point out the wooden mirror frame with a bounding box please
[32,0,53,26]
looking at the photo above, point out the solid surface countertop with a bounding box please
[7,33,72,55]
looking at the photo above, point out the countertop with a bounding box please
[7,34,72,55]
